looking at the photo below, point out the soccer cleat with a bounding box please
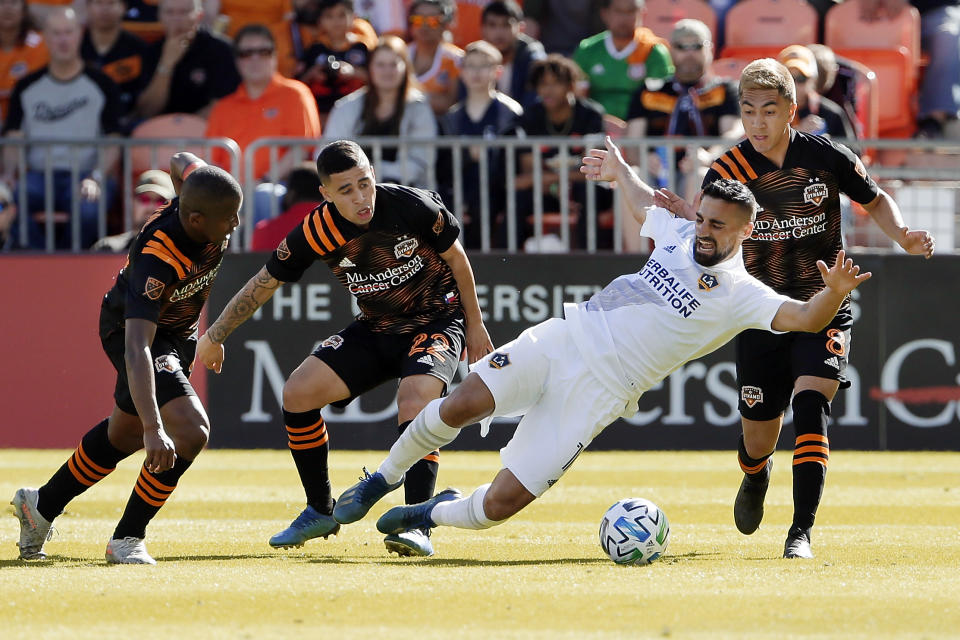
[376,488,462,535]
[734,458,773,535]
[333,468,404,524]
[783,526,814,559]
[105,537,156,565]
[383,528,434,557]
[11,487,54,560]
[269,505,341,548]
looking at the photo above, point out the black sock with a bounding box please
[737,434,773,480]
[113,456,193,540]
[398,420,439,505]
[37,418,129,522]
[283,408,333,514]
[791,390,830,532]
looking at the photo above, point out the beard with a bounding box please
[693,241,731,267]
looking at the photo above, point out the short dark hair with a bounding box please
[316,140,370,183]
[180,165,243,218]
[233,23,275,52]
[318,0,353,13]
[482,0,523,22]
[409,0,454,20]
[283,162,322,209]
[529,53,582,88]
[701,179,758,221]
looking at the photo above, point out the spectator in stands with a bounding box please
[439,40,523,248]
[807,43,863,137]
[408,0,463,116]
[522,0,605,56]
[251,161,323,250]
[81,0,150,132]
[516,54,611,250]
[297,0,369,124]
[625,19,741,219]
[323,35,437,187]
[0,0,48,124]
[481,0,546,110]
[206,23,321,223]
[136,0,240,119]
[353,0,407,38]
[91,168,175,252]
[271,0,378,78]
[449,1,489,49]
[779,44,856,139]
[572,0,673,121]
[0,6,122,250]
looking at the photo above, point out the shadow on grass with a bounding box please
[304,556,614,567]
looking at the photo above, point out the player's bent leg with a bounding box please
[734,417,781,535]
[482,468,537,521]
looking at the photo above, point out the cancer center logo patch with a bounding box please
[488,352,511,369]
[276,239,291,260]
[394,237,418,259]
[144,277,165,300]
[154,354,181,374]
[698,273,719,291]
[803,179,829,206]
[741,385,763,408]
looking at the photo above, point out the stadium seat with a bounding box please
[130,113,208,175]
[644,0,718,41]
[710,57,750,81]
[824,2,921,138]
[721,0,818,60]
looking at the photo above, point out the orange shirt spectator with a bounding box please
[1,0,48,122]
[450,0,489,48]
[408,0,464,115]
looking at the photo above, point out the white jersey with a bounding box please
[564,207,792,412]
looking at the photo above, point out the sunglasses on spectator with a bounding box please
[672,42,706,51]
[409,15,444,28]
[136,193,168,206]
[236,47,274,59]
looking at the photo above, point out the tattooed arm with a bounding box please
[196,267,283,373]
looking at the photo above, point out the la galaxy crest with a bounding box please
[698,273,719,291]
[488,352,511,369]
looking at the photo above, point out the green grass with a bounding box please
[2,450,959,639]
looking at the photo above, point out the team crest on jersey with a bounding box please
[394,237,418,259]
[432,211,445,235]
[488,352,511,369]
[698,273,719,291]
[154,354,181,374]
[803,179,829,206]
[741,385,763,408]
[144,277,165,300]
[276,239,291,260]
[321,335,344,350]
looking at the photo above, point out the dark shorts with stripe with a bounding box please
[735,315,852,421]
[99,304,198,416]
[312,312,466,407]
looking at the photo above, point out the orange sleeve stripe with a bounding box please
[792,456,828,467]
[310,211,337,252]
[719,155,747,182]
[739,458,770,474]
[730,146,758,180]
[794,445,829,456]
[795,434,829,445]
[301,215,328,256]
[133,483,167,507]
[153,230,193,269]
[288,432,329,449]
[322,206,346,246]
[143,246,187,279]
[710,161,733,180]
[285,417,325,434]
[136,476,169,501]
[77,442,114,476]
[66,456,96,486]
[139,468,177,493]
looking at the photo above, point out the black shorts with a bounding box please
[735,317,852,421]
[312,313,466,408]
[99,308,198,416]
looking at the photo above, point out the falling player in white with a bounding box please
[330,137,872,541]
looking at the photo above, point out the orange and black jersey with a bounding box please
[102,198,228,339]
[703,129,879,303]
[266,184,462,334]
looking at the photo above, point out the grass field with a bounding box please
[2,449,959,639]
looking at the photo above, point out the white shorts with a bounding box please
[473,318,630,497]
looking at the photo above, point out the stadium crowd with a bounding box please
[0,0,957,251]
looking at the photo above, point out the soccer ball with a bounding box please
[598,497,670,565]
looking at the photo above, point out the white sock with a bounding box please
[430,484,503,530]
[377,398,460,484]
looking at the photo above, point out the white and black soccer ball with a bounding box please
[599,497,670,565]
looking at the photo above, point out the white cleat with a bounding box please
[11,487,53,560]
[105,537,157,565]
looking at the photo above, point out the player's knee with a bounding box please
[482,492,521,521]
[396,396,430,422]
[282,377,316,413]
[164,410,209,458]
[439,376,495,427]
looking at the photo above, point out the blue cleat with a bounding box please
[333,468,404,524]
[269,505,340,548]
[376,488,462,535]
[383,529,434,557]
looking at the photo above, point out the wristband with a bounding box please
[181,160,204,180]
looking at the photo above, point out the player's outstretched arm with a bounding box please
[125,318,177,473]
[862,190,935,259]
[581,136,657,226]
[771,250,872,333]
[440,240,493,364]
[197,266,282,373]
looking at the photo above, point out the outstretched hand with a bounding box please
[898,227,936,259]
[817,249,872,295]
[653,187,698,220]
[580,136,626,184]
